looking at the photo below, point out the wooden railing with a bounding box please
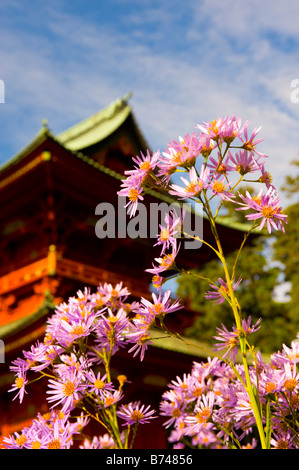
[0,245,149,299]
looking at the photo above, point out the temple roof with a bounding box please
[56,92,149,153]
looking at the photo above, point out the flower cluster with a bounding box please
[160,334,299,449]
[4,282,164,449]
[118,115,287,235]
[4,114,290,450]
[2,410,82,449]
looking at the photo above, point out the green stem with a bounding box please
[204,195,267,449]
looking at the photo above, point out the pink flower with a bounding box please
[207,151,234,178]
[184,391,216,435]
[125,149,160,184]
[118,176,144,217]
[213,323,239,362]
[197,115,244,144]
[229,149,261,175]
[239,123,267,159]
[146,239,180,275]
[8,371,28,403]
[157,133,200,178]
[169,165,210,199]
[138,289,183,321]
[101,390,124,408]
[46,369,85,413]
[160,392,187,429]
[154,209,182,254]
[55,314,98,347]
[95,307,130,355]
[258,163,275,190]
[127,330,152,361]
[209,176,235,202]
[116,401,157,426]
[85,370,114,397]
[97,281,130,305]
[236,187,288,233]
[205,277,242,304]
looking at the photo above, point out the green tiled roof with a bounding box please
[57,93,133,151]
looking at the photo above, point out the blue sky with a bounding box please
[1,0,299,203]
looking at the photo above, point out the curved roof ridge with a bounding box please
[56,92,133,150]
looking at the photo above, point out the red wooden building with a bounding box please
[0,94,255,448]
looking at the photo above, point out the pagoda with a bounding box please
[0,94,257,448]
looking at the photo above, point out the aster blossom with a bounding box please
[239,122,267,159]
[197,115,244,144]
[236,187,288,233]
[169,165,210,199]
[125,149,160,184]
[116,401,157,426]
[205,277,242,304]
[146,239,180,275]
[46,369,85,413]
[117,176,144,217]
[8,370,28,404]
[154,209,182,254]
[138,289,183,322]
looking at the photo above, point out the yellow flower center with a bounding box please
[104,397,115,407]
[70,324,85,336]
[152,275,163,289]
[236,164,251,175]
[128,188,140,202]
[275,439,288,449]
[192,386,203,398]
[261,205,278,219]
[219,285,229,297]
[94,379,105,389]
[63,380,75,397]
[16,435,27,446]
[223,130,238,145]
[195,407,211,423]
[185,180,203,194]
[252,195,262,205]
[228,337,238,349]
[201,143,213,157]
[284,378,297,393]
[212,181,226,193]
[172,408,181,418]
[47,438,61,449]
[208,120,219,139]
[217,164,227,174]
[259,172,272,184]
[44,333,54,345]
[160,254,174,268]
[140,160,151,170]
[130,410,144,421]
[242,140,255,151]
[151,303,164,315]
[31,441,41,449]
[265,381,276,394]
[15,377,25,388]
[159,228,170,242]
